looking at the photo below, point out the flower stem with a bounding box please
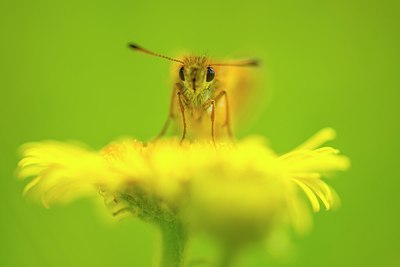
[158,220,187,267]
[217,244,237,267]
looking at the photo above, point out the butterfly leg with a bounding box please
[157,83,180,139]
[210,100,216,143]
[202,99,217,144]
[177,91,187,143]
[213,90,233,139]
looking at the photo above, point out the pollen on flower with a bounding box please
[17,128,349,245]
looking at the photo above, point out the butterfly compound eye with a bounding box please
[179,67,185,81]
[206,67,215,82]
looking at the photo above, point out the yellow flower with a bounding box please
[17,128,349,246]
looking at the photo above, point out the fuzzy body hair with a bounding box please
[177,56,218,110]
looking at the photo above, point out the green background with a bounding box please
[1,0,399,266]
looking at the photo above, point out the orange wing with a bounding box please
[214,64,262,133]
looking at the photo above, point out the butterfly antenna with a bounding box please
[128,43,184,64]
[210,59,260,67]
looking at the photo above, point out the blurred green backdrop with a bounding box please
[1,0,399,266]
